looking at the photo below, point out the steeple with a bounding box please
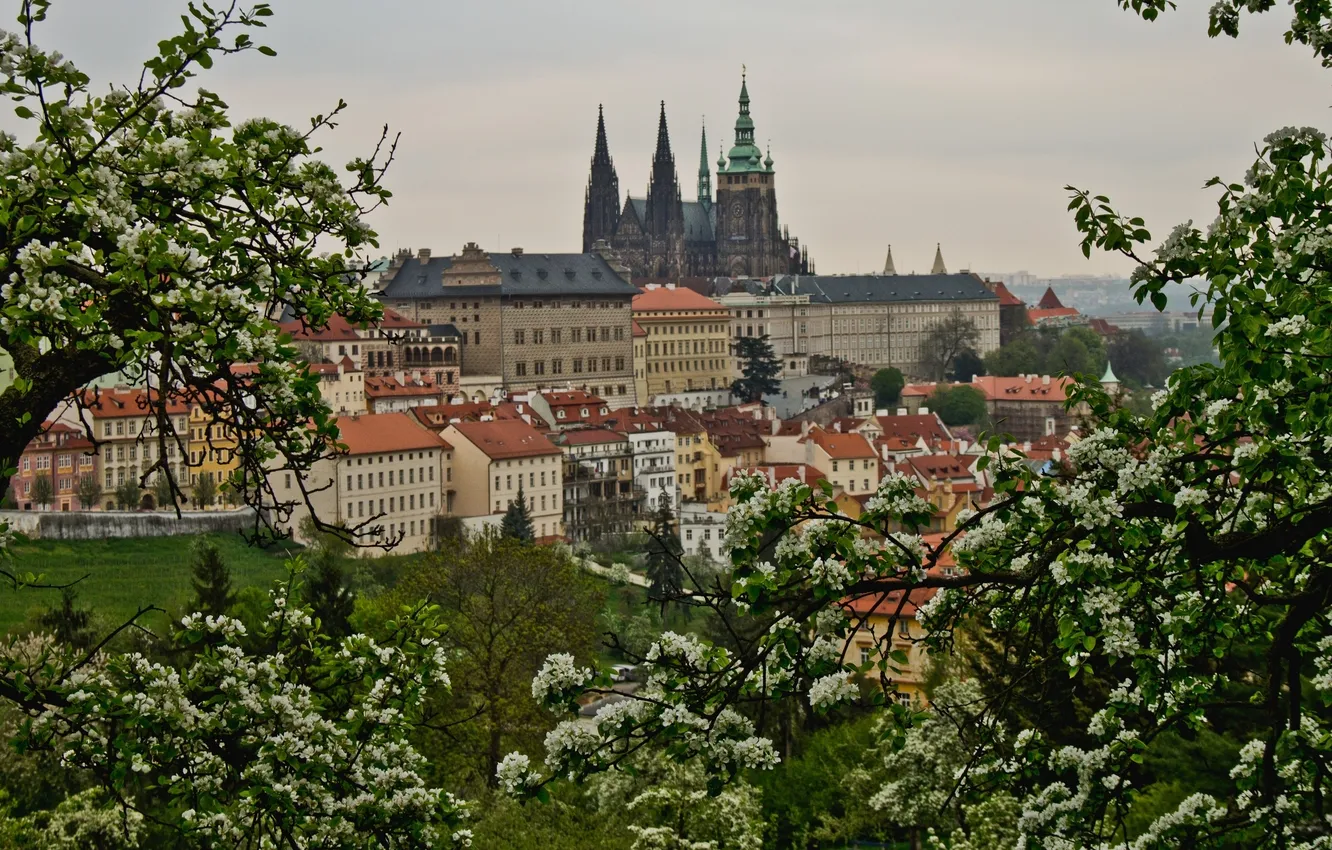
[582,104,620,253]
[697,119,712,210]
[931,243,948,275]
[653,101,673,168]
[593,104,611,167]
[723,67,766,174]
[883,244,897,275]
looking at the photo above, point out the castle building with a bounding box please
[583,73,810,280]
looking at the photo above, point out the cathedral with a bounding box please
[582,73,811,280]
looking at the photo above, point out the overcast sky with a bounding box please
[19,0,1332,276]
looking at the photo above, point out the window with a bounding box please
[615,357,625,371]
[513,329,525,345]
[572,328,582,343]
[686,529,693,541]
[586,326,596,341]
[832,461,839,472]
[495,476,500,490]
[552,359,563,374]
[534,360,545,375]
[601,357,611,371]
[573,358,583,374]
[410,494,415,510]
[103,422,111,437]
[863,479,869,490]
[860,646,872,666]
[551,328,561,344]
[613,327,624,341]
[515,362,527,377]
[899,619,910,637]
[533,329,544,344]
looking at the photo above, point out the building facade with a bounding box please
[553,429,645,543]
[583,74,810,280]
[631,283,732,400]
[441,419,565,541]
[80,388,192,509]
[628,428,678,516]
[13,422,96,511]
[376,244,640,408]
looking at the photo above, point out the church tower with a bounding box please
[582,105,620,253]
[697,120,712,212]
[643,102,686,278]
[715,70,784,278]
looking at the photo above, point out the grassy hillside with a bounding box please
[0,534,300,634]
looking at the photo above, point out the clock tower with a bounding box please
[714,69,783,278]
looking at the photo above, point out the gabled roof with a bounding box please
[805,428,876,459]
[558,428,629,447]
[876,414,952,445]
[79,387,190,418]
[906,454,976,482]
[446,420,562,459]
[365,376,445,398]
[334,412,450,454]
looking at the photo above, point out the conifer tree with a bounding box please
[645,498,685,605]
[730,335,782,403]
[188,536,235,617]
[38,588,94,651]
[500,484,535,542]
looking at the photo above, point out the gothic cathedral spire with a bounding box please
[697,119,712,211]
[932,243,948,275]
[644,101,685,278]
[582,104,620,253]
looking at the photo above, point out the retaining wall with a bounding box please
[0,508,259,541]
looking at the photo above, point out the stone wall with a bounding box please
[0,507,259,541]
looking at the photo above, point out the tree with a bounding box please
[926,385,987,427]
[113,479,140,511]
[37,588,94,651]
[871,367,906,409]
[644,498,685,606]
[949,349,986,383]
[918,309,979,381]
[191,472,218,509]
[1108,329,1170,387]
[512,11,1332,846]
[151,471,175,511]
[0,2,393,545]
[188,535,235,618]
[983,335,1043,377]
[500,484,535,542]
[392,530,603,788]
[29,473,52,510]
[731,335,782,403]
[304,548,355,638]
[74,473,101,511]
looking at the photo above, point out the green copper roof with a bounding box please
[722,70,771,175]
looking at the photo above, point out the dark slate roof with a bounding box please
[764,273,999,304]
[626,198,716,244]
[375,252,638,300]
[426,323,462,339]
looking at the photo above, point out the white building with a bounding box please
[628,428,678,515]
[679,500,728,563]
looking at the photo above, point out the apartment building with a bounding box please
[187,401,240,507]
[552,429,645,543]
[79,388,192,509]
[627,428,678,515]
[365,374,448,414]
[375,243,640,407]
[441,419,564,541]
[310,358,367,415]
[900,374,1087,442]
[276,412,451,555]
[13,422,96,511]
[631,283,732,402]
[802,428,879,496]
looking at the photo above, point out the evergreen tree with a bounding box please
[188,536,235,617]
[645,498,685,605]
[500,484,535,542]
[38,588,94,651]
[304,549,355,638]
[870,367,905,408]
[730,335,782,403]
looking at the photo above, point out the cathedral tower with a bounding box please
[582,105,620,253]
[697,120,712,211]
[643,102,686,278]
[714,70,785,278]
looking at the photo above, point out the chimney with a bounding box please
[418,248,431,263]
[833,420,842,433]
[896,407,907,416]
[1043,375,1051,385]
[511,247,524,257]
[800,420,811,437]
[1026,375,1033,384]
[920,406,930,415]
[666,282,676,290]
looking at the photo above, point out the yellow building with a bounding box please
[674,428,724,503]
[187,403,240,508]
[631,284,732,402]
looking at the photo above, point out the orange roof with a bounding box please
[334,412,450,454]
[631,320,647,338]
[80,387,190,418]
[876,414,951,445]
[632,285,725,313]
[992,280,1024,307]
[446,420,562,459]
[559,428,628,446]
[280,309,424,341]
[968,375,1073,402]
[377,307,425,329]
[907,454,976,482]
[365,376,445,398]
[805,428,875,459]
[1027,307,1080,324]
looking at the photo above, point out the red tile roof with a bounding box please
[365,376,445,398]
[80,387,190,418]
[632,285,725,313]
[1037,286,1065,310]
[805,428,875,459]
[876,414,951,445]
[1027,307,1081,324]
[906,454,976,482]
[631,320,647,338]
[560,428,629,446]
[334,412,450,454]
[446,420,561,460]
[993,280,1025,307]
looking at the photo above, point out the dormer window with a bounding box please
[557,410,566,419]
[580,408,589,417]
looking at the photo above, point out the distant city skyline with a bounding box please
[12,1,1329,276]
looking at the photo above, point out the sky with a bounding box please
[15,0,1332,276]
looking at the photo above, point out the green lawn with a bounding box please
[0,534,301,634]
